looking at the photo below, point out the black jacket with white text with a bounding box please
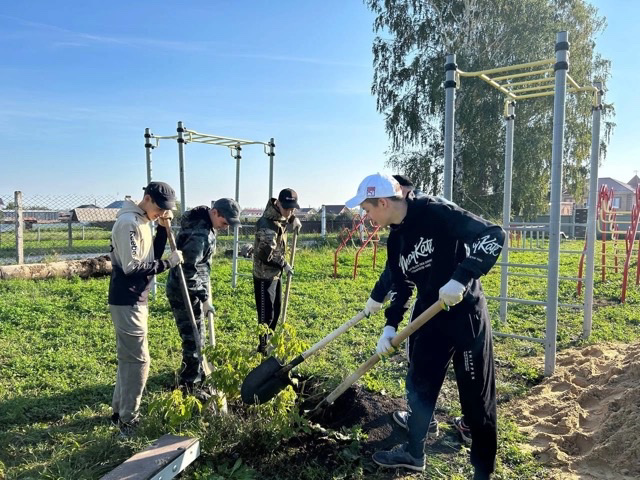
[384,197,505,329]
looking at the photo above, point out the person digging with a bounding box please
[252,188,301,355]
[346,173,504,479]
[108,181,184,436]
[166,198,241,401]
[363,174,471,445]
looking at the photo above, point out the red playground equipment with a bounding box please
[334,214,381,279]
[578,185,640,302]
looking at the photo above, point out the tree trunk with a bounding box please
[0,255,112,280]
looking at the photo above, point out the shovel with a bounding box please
[166,219,214,378]
[280,226,299,326]
[307,300,445,417]
[241,309,368,404]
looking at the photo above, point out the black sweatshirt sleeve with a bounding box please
[370,260,392,303]
[432,203,505,285]
[383,234,415,329]
[153,225,168,260]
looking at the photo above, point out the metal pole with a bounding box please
[268,138,275,199]
[443,54,457,200]
[144,128,153,185]
[583,81,603,338]
[545,31,569,376]
[15,191,23,264]
[232,145,242,288]
[177,121,187,214]
[500,100,516,323]
[321,205,327,238]
[145,128,157,298]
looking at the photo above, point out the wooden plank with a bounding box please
[100,434,200,480]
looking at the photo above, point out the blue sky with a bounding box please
[0,1,637,209]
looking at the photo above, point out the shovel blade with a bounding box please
[241,356,293,405]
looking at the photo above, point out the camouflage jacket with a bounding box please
[166,206,216,303]
[253,199,292,280]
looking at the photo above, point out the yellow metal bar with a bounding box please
[478,74,516,98]
[508,84,556,94]
[457,58,555,77]
[505,77,555,88]
[566,74,581,89]
[492,68,554,81]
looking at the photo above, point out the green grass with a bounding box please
[0,239,638,479]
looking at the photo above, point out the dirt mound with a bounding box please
[510,342,640,479]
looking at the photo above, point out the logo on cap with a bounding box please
[367,187,376,197]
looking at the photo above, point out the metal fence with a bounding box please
[1,192,373,266]
[1,192,123,265]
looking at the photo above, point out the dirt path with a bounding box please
[510,342,640,479]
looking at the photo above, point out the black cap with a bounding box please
[213,198,241,227]
[144,181,176,210]
[278,188,300,209]
[392,174,414,188]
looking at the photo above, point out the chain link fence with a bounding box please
[1,192,385,266]
[0,192,123,265]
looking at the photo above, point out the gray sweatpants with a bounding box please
[110,304,149,423]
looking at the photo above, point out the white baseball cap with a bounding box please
[345,173,403,208]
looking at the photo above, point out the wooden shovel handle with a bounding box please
[281,227,299,325]
[319,300,444,407]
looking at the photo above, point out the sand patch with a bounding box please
[510,342,640,479]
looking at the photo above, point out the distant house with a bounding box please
[240,208,264,218]
[322,205,349,216]
[294,207,317,219]
[598,177,638,211]
[106,196,132,209]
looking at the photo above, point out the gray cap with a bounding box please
[213,198,241,227]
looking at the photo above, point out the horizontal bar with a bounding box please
[505,77,555,88]
[505,272,583,281]
[493,331,546,344]
[492,68,554,81]
[479,74,516,98]
[508,84,556,94]
[486,296,584,309]
[494,262,548,269]
[457,58,554,77]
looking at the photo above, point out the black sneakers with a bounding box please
[110,412,140,438]
[453,416,472,444]
[392,410,439,439]
[372,443,425,472]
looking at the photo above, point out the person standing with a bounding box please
[252,188,301,354]
[346,173,503,479]
[108,181,183,435]
[166,198,241,395]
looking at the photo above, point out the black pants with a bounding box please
[167,293,204,385]
[406,297,497,475]
[253,276,282,332]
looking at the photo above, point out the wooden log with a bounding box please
[0,255,112,280]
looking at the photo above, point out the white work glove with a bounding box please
[376,326,396,355]
[364,297,383,317]
[203,299,215,316]
[291,217,302,231]
[283,262,294,276]
[166,250,184,268]
[439,279,465,307]
[157,210,174,228]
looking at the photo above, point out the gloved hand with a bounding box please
[166,250,184,268]
[157,210,174,228]
[283,262,294,276]
[291,217,302,231]
[376,326,396,355]
[203,299,215,316]
[439,279,465,307]
[364,297,383,317]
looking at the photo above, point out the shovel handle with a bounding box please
[318,300,444,408]
[281,227,299,325]
[166,219,208,369]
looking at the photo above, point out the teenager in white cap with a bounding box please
[346,173,503,479]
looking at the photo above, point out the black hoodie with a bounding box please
[384,196,505,328]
